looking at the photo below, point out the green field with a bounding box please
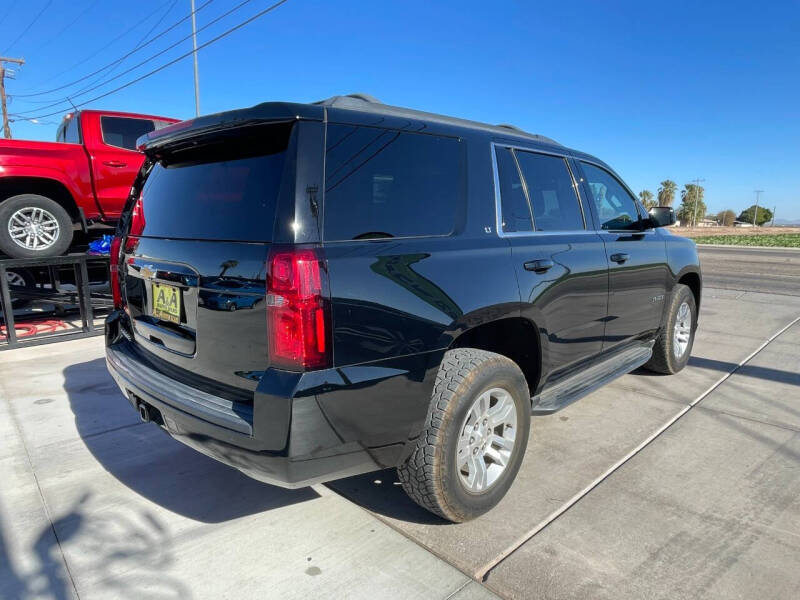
[692,233,800,247]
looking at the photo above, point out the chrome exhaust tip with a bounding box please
[137,402,151,423]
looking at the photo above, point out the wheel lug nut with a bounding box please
[473,447,478,455]
[469,437,474,444]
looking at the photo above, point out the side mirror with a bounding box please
[647,206,676,228]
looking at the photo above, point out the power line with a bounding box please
[2,0,54,55]
[68,0,179,98]
[13,0,213,98]
[22,2,179,103]
[11,0,262,116]
[37,0,103,52]
[0,0,21,30]
[12,0,292,121]
[14,0,180,93]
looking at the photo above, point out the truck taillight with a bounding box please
[110,235,123,309]
[266,247,330,371]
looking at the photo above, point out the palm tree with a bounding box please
[657,180,677,207]
[639,190,656,209]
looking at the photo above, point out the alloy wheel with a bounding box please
[673,301,692,358]
[456,387,517,493]
[8,207,60,251]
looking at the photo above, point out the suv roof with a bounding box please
[314,94,562,146]
[138,93,563,153]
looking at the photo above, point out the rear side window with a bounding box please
[495,147,532,233]
[324,124,462,241]
[580,162,640,230]
[62,116,80,144]
[101,116,156,150]
[514,151,584,231]
[136,125,291,241]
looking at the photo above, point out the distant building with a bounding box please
[698,219,719,227]
[733,221,755,227]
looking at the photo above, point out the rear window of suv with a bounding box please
[324,124,463,241]
[136,125,291,242]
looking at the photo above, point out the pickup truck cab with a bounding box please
[0,109,177,258]
[105,95,702,522]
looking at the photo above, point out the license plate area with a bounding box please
[152,282,182,324]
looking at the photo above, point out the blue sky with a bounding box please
[3,0,799,220]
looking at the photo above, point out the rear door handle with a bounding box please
[610,253,630,264]
[103,160,127,168]
[524,259,554,273]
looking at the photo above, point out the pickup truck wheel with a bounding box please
[2,268,35,310]
[397,348,530,522]
[643,283,696,374]
[0,194,74,259]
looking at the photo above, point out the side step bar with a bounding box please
[531,342,654,415]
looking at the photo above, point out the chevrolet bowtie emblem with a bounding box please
[140,266,156,280]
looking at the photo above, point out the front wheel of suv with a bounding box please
[398,348,531,522]
[643,283,697,374]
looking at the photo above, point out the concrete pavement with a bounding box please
[1,282,799,597]
[328,288,800,593]
[0,339,498,600]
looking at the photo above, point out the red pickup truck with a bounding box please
[0,109,178,258]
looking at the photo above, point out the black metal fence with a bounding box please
[0,253,112,350]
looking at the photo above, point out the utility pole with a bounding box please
[770,206,776,227]
[753,189,764,226]
[0,56,25,139]
[190,0,200,116]
[691,177,705,228]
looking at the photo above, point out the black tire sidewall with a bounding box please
[664,286,696,372]
[3,268,36,310]
[0,195,74,258]
[438,361,530,519]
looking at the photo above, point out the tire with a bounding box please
[398,348,531,522]
[0,194,74,259]
[643,283,696,374]
[2,268,36,310]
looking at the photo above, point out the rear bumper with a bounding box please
[104,311,437,488]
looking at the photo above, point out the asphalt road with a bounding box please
[698,245,800,296]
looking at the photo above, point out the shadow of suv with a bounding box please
[105,94,701,522]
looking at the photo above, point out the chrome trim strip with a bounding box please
[107,344,253,435]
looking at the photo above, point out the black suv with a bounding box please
[105,95,701,522]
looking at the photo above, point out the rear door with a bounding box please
[320,121,519,447]
[493,144,608,380]
[90,115,162,218]
[120,122,295,397]
[578,161,669,349]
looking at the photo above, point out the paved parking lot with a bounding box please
[2,246,799,599]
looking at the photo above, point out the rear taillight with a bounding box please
[129,195,145,238]
[266,247,330,371]
[111,193,143,310]
[110,235,123,309]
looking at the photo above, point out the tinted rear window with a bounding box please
[324,124,462,241]
[137,127,291,241]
